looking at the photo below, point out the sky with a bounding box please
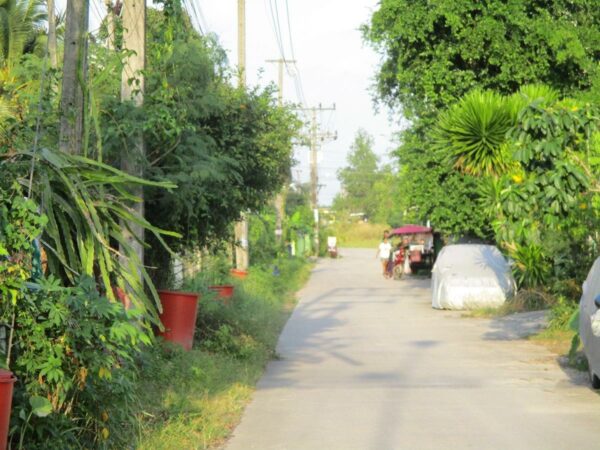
[199,0,399,205]
[73,0,401,205]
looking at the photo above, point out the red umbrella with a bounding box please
[389,225,432,236]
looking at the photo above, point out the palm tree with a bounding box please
[435,85,560,178]
[435,89,514,177]
[0,0,46,69]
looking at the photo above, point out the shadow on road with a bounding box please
[481,310,548,341]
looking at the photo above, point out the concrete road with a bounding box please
[225,248,600,450]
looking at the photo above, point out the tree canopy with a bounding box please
[363,0,600,119]
[363,0,600,239]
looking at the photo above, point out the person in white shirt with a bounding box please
[376,231,392,278]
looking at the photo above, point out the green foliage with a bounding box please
[5,276,149,449]
[248,209,279,265]
[506,101,599,223]
[547,295,579,331]
[1,149,178,320]
[436,90,514,176]
[201,324,259,360]
[121,9,301,254]
[333,130,402,224]
[506,241,552,289]
[0,183,46,305]
[364,0,600,118]
[364,1,600,244]
[194,257,311,356]
[0,0,46,69]
[335,130,380,215]
[395,123,493,239]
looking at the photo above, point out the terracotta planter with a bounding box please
[208,285,235,301]
[230,269,248,279]
[0,369,15,450]
[156,290,200,350]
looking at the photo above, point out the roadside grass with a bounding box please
[329,222,389,248]
[136,257,312,449]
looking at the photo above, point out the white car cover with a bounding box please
[579,257,600,382]
[432,244,516,310]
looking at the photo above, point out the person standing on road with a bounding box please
[376,231,392,278]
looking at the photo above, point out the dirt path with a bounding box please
[225,248,600,450]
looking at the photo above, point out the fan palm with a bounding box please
[436,90,515,177]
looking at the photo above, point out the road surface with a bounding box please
[225,248,600,450]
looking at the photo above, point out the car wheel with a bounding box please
[589,368,600,389]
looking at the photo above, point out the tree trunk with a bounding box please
[47,0,57,68]
[120,0,146,277]
[59,0,89,154]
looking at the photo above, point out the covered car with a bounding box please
[579,257,600,388]
[432,244,516,310]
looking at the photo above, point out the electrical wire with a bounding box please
[266,0,287,60]
[183,0,204,36]
[187,0,206,35]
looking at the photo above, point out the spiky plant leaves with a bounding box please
[4,148,179,324]
[507,84,560,120]
[436,90,515,177]
[0,0,45,69]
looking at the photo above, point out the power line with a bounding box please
[266,0,286,60]
[183,0,205,36]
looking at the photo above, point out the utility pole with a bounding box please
[59,0,89,154]
[300,104,336,253]
[266,58,295,247]
[266,59,295,105]
[47,0,57,68]
[104,0,120,50]
[120,0,146,274]
[234,0,249,271]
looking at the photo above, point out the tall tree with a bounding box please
[334,130,381,219]
[47,0,57,67]
[364,0,600,119]
[59,0,88,154]
[363,0,600,238]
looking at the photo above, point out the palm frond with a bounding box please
[436,89,515,177]
[4,148,180,324]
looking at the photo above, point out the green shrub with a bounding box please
[193,257,310,359]
[6,277,150,449]
[546,295,578,331]
[507,242,552,289]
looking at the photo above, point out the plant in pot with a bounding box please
[184,255,235,303]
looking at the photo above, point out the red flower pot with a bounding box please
[0,369,15,450]
[157,290,200,350]
[208,285,235,301]
[230,269,248,279]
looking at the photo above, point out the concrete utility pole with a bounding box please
[47,0,58,68]
[59,0,89,154]
[266,58,295,246]
[234,0,249,271]
[120,0,146,273]
[301,104,336,253]
[104,0,119,50]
